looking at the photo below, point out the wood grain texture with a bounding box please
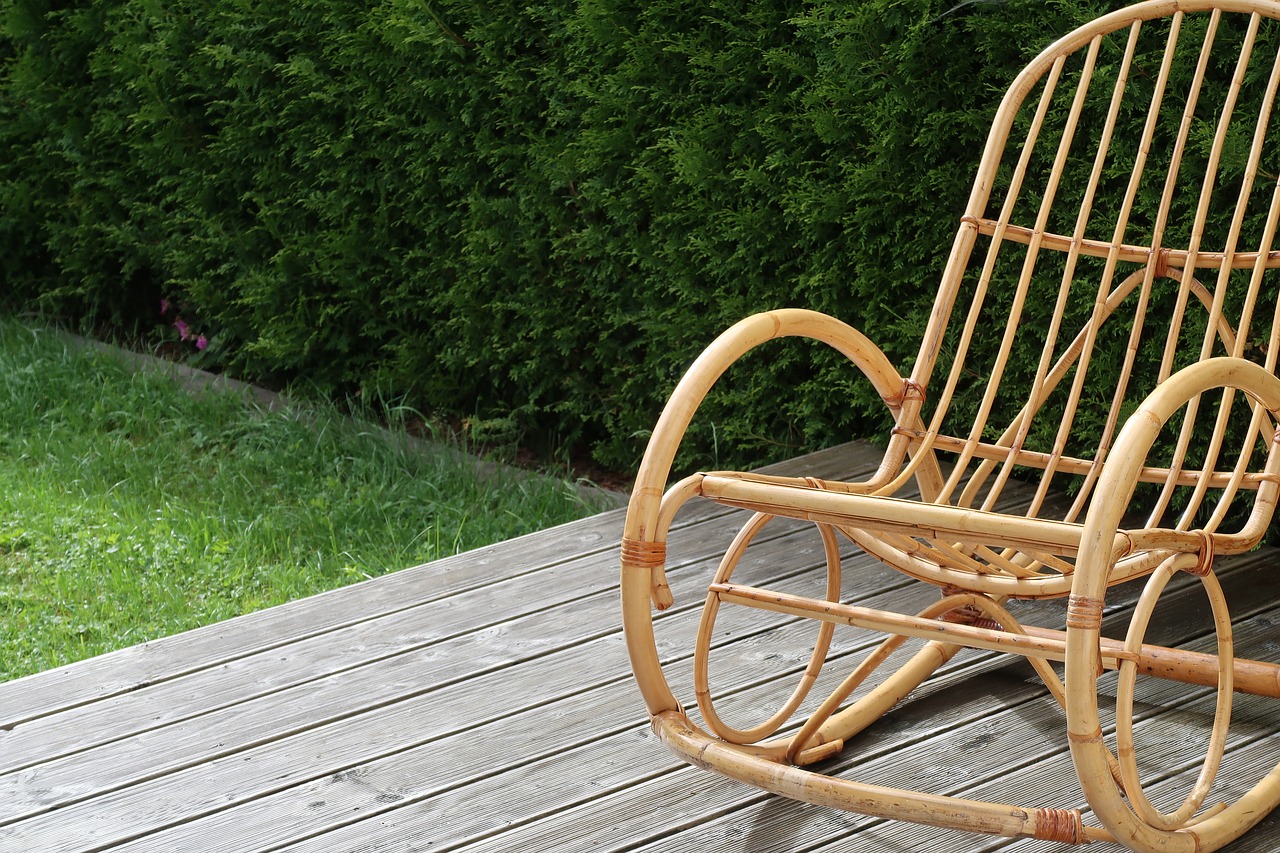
[2,440,1279,851]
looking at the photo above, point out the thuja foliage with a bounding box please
[2,0,1126,472]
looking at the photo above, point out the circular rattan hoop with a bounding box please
[1115,554,1234,830]
[693,514,841,744]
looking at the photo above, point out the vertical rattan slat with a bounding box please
[1028,19,1183,521]
[938,42,1107,509]
[1015,27,1144,516]
[894,55,1077,505]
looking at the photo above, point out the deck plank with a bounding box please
[2,524,933,848]
[0,522,851,837]
[0,451,884,820]
[0,441,880,729]
[95,555,935,852]
[3,441,1280,852]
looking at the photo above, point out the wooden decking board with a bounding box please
[293,620,1021,851]
[2,436,882,729]
[428,673,1056,853]
[611,678,1062,853]
[123,719,677,853]
[0,507,870,822]
[3,441,1280,851]
[0,512,875,835]
[2,538,892,843]
[0,488,829,779]
[295,644,1061,852]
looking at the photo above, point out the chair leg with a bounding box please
[783,599,968,762]
[694,512,974,763]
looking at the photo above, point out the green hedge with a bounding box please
[1,0,1118,472]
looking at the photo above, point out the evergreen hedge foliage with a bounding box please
[2,0,1120,472]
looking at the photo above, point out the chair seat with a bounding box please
[697,470,1208,598]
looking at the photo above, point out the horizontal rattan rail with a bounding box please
[709,581,1280,694]
[964,215,1280,270]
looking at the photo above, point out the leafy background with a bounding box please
[0,0,1128,473]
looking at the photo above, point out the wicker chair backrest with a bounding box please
[896,1,1280,540]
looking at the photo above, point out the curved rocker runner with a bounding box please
[622,2,1280,850]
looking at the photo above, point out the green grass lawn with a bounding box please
[0,319,603,681]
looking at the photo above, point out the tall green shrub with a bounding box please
[0,0,1126,472]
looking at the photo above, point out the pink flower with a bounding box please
[174,318,191,341]
[196,335,208,351]
[160,298,171,315]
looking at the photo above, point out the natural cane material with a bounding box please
[622,3,1280,850]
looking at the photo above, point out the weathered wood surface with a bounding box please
[2,441,1280,851]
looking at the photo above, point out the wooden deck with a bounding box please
[4,441,1280,852]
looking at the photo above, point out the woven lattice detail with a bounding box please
[1151,246,1173,279]
[883,378,927,408]
[1185,530,1215,577]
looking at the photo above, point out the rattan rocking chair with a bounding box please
[621,2,1280,850]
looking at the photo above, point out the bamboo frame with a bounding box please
[622,3,1280,851]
